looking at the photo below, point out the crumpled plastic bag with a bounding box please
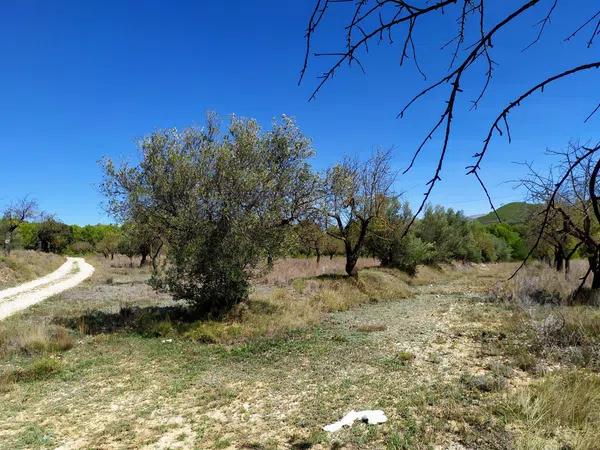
[323,410,387,432]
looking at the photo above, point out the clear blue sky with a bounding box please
[1,0,598,225]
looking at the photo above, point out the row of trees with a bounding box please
[101,114,531,317]
[292,201,527,276]
[1,203,161,267]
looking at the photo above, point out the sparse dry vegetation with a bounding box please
[258,256,379,285]
[490,259,592,305]
[1,254,600,449]
[0,250,65,290]
[510,370,600,450]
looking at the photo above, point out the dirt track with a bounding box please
[0,257,94,320]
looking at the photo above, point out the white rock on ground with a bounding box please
[323,410,388,432]
[0,257,94,320]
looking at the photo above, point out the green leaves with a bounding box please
[102,114,319,317]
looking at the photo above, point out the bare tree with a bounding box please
[520,142,600,288]
[1,197,38,256]
[300,1,600,233]
[322,149,395,276]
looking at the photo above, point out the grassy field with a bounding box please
[0,256,599,449]
[0,250,65,290]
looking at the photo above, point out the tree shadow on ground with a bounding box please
[311,273,348,281]
[55,304,200,336]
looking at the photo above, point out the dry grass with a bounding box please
[511,370,600,450]
[0,322,73,391]
[185,267,410,344]
[0,250,65,290]
[3,255,599,448]
[489,259,590,305]
[0,322,74,357]
[3,257,596,449]
[258,256,379,285]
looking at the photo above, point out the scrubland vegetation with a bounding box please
[0,252,598,449]
[2,120,600,449]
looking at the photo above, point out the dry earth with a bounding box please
[0,261,528,449]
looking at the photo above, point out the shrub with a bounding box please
[386,233,435,276]
[1,357,62,384]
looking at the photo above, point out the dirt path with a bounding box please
[0,265,518,449]
[0,257,94,320]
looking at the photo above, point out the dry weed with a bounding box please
[258,256,379,285]
[0,250,65,289]
[490,260,590,305]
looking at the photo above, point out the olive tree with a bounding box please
[322,149,395,277]
[36,215,74,254]
[102,114,319,317]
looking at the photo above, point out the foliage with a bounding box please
[487,222,527,260]
[366,198,434,275]
[95,229,121,259]
[415,206,481,263]
[294,219,327,261]
[71,224,120,246]
[102,114,318,317]
[476,202,539,225]
[322,149,395,276]
[1,197,38,255]
[36,217,74,253]
[68,241,94,255]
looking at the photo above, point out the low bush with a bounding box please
[0,323,74,357]
[460,373,506,392]
[1,357,62,385]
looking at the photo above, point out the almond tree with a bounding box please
[1,197,38,255]
[300,1,600,230]
[322,149,395,277]
[521,142,600,289]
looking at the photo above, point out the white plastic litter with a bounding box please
[323,410,387,432]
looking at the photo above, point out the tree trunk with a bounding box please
[565,257,571,278]
[589,253,600,289]
[3,231,11,256]
[140,253,148,267]
[345,253,359,277]
[315,248,321,265]
[344,219,369,278]
[150,241,163,273]
[555,250,564,272]
[592,270,600,290]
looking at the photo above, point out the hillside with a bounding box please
[476,201,538,225]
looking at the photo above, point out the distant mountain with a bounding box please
[476,202,538,225]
